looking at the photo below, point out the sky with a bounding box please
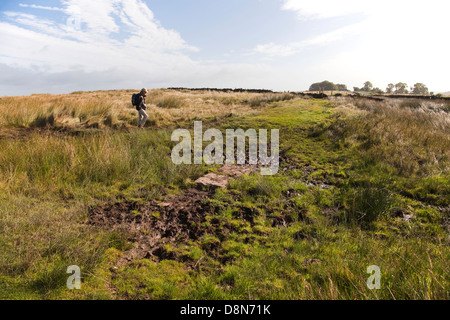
[0,0,449,96]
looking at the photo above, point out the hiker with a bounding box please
[134,88,148,128]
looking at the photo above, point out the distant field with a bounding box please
[0,89,291,131]
[0,90,448,300]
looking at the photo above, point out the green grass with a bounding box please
[0,94,448,300]
[0,129,206,199]
[0,128,208,299]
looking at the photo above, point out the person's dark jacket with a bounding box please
[137,94,146,110]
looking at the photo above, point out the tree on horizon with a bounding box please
[309,80,338,93]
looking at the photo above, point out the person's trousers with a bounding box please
[138,108,148,127]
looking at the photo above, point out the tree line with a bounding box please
[309,80,430,95]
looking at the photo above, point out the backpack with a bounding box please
[131,93,141,109]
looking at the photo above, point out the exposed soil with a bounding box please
[87,155,317,267]
[88,188,215,267]
[87,164,260,267]
[86,154,324,267]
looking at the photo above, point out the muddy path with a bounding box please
[89,188,213,267]
[86,150,333,268]
[87,165,258,267]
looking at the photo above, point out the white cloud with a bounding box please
[257,0,450,57]
[280,0,446,20]
[62,0,121,36]
[3,0,449,95]
[282,0,368,20]
[254,21,367,57]
[1,0,276,95]
[3,12,69,38]
[1,0,197,69]
[251,0,450,91]
[18,3,65,12]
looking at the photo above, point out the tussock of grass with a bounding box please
[155,95,186,109]
[337,183,393,229]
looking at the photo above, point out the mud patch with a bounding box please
[88,189,215,266]
[234,205,261,226]
[87,164,263,267]
[86,159,296,267]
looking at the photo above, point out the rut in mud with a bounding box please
[86,157,328,267]
[88,188,215,266]
[87,165,258,267]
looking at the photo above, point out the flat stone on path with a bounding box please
[195,165,257,189]
[195,173,230,189]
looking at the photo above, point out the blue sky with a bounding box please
[0,0,449,96]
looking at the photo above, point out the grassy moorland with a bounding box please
[0,90,448,299]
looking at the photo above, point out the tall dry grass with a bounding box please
[329,97,450,177]
[0,89,273,130]
[0,129,206,197]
